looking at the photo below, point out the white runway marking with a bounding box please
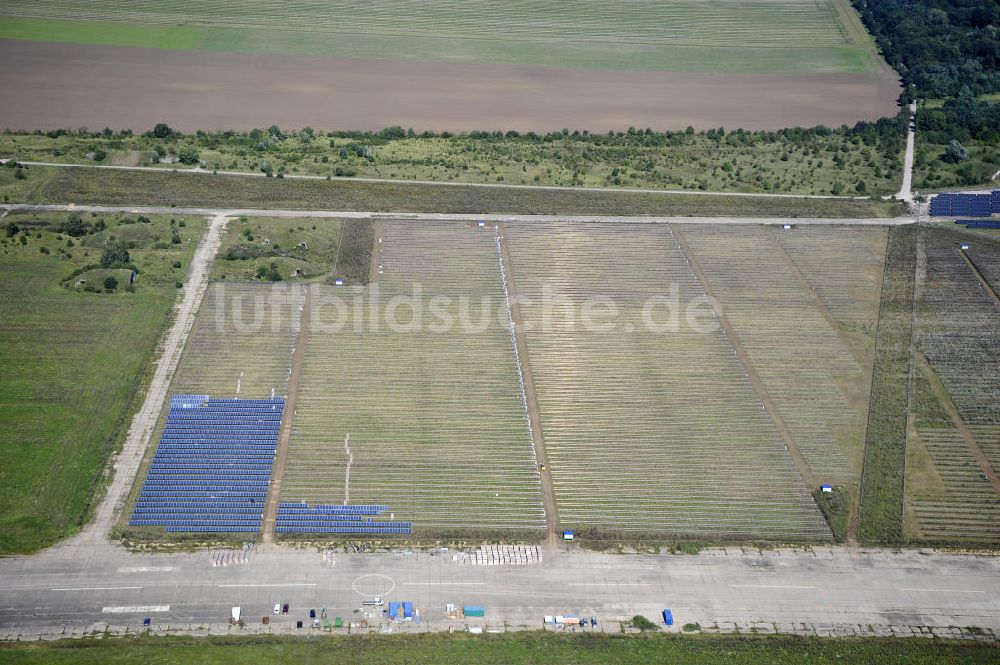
[51,586,143,592]
[102,605,170,614]
[897,588,985,594]
[118,567,175,573]
[730,584,816,590]
[566,582,652,587]
[216,583,317,588]
[404,582,486,586]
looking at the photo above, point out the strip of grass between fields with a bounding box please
[5,166,905,218]
[858,225,918,543]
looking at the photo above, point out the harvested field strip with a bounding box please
[964,241,1000,291]
[775,226,886,331]
[168,282,304,398]
[908,233,1000,543]
[20,167,906,218]
[281,223,544,532]
[919,239,1000,430]
[859,225,917,543]
[911,427,1000,543]
[504,223,829,540]
[1,1,852,49]
[678,225,871,486]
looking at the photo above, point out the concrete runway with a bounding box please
[2,539,998,640]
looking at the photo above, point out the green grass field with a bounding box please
[0,633,997,665]
[0,0,880,74]
[0,211,204,552]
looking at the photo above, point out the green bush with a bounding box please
[631,615,657,632]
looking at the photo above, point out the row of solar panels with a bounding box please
[279,502,389,514]
[130,519,262,527]
[170,395,284,405]
[133,507,264,515]
[143,479,270,485]
[148,459,274,466]
[138,490,268,498]
[956,219,1000,229]
[171,404,281,418]
[276,525,413,534]
[166,526,259,533]
[274,514,367,522]
[157,440,278,445]
[136,501,263,509]
[163,424,280,431]
[276,520,404,528]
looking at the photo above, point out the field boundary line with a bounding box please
[73,212,231,543]
[670,224,820,494]
[495,223,559,545]
[262,282,311,542]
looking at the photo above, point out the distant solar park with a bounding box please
[930,190,1000,221]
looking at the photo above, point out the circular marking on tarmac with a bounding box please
[352,573,395,598]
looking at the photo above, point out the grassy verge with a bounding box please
[332,220,373,284]
[858,225,918,543]
[2,166,905,218]
[0,632,997,664]
[0,211,205,552]
[812,487,852,543]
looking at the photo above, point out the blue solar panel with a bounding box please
[129,394,285,534]
[274,502,410,534]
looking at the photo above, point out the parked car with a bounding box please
[309,609,316,619]
[662,609,673,626]
[273,603,281,615]
[282,603,290,614]
[580,617,588,627]
[591,616,598,627]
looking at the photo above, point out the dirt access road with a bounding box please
[0,40,900,132]
[77,212,231,543]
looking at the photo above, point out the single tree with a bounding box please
[943,140,969,164]
[100,238,130,268]
[151,123,174,139]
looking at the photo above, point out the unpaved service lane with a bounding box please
[0,40,900,132]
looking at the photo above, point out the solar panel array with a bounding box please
[276,502,412,534]
[930,191,1000,217]
[955,220,1000,230]
[129,394,285,533]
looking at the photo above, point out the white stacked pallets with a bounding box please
[462,544,541,566]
